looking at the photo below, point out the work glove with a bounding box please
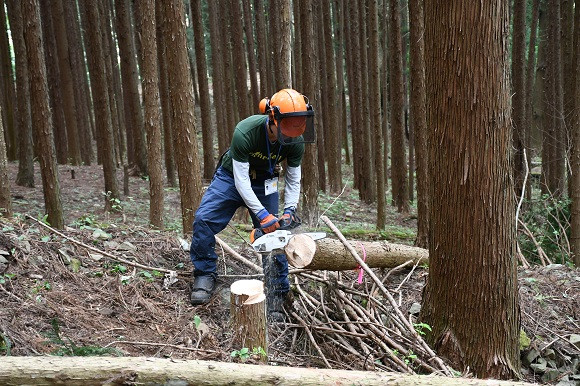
[257,209,280,234]
[280,207,301,229]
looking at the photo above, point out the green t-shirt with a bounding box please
[220,115,305,176]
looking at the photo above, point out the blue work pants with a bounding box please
[189,167,289,296]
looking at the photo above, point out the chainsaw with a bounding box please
[250,216,326,253]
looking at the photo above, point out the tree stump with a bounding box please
[230,279,267,359]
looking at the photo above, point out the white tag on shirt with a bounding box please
[264,177,278,196]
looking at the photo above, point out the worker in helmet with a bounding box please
[189,88,314,322]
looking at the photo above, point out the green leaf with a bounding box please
[41,236,51,242]
[193,315,201,330]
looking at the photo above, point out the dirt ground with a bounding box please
[0,163,579,384]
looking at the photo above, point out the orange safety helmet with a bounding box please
[267,89,315,144]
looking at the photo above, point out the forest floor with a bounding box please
[0,162,579,385]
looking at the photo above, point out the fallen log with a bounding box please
[285,234,428,270]
[0,356,533,385]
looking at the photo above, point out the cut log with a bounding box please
[0,356,534,385]
[285,235,428,270]
[230,279,267,359]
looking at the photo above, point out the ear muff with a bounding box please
[259,97,270,114]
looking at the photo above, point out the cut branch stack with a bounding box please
[280,216,450,375]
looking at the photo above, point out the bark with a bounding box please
[292,0,302,88]
[116,0,147,174]
[104,0,126,166]
[140,0,164,229]
[524,0,540,200]
[190,0,215,180]
[368,0,385,229]
[512,0,526,198]
[220,0,238,134]
[322,0,342,194]
[389,0,409,213]
[242,0,260,106]
[208,0,229,155]
[51,0,82,165]
[571,0,580,267]
[0,0,16,161]
[155,1,176,188]
[40,0,68,165]
[0,104,11,217]
[81,0,120,208]
[22,0,64,229]
[0,356,533,386]
[6,0,35,188]
[230,0,251,118]
[64,0,94,166]
[550,0,565,196]
[409,0,428,247]
[314,2,327,193]
[285,235,428,270]
[273,0,292,88]
[98,0,123,167]
[161,0,204,235]
[230,280,267,357]
[254,0,269,97]
[561,0,575,197]
[347,0,361,192]
[298,0,320,226]
[334,0,350,166]
[356,0,373,202]
[422,0,520,379]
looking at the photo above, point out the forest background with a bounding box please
[0,0,579,383]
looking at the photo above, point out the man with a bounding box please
[189,88,314,321]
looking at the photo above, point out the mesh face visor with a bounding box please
[273,105,315,145]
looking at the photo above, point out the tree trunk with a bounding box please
[155,2,176,188]
[512,0,526,198]
[98,0,123,168]
[285,235,428,270]
[298,0,320,226]
[273,0,292,89]
[220,0,238,135]
[40,0,68,165]
[81,0,120,209]
[0,104,11,217]
[64,0,94,166]
[0,356,533,386]
[347,0,361,194]
[561,0,575,197]
[161,0,204,235]
[389,0,409,213]
[139,0,164,229]
[242,0,260,106]
[6,0,35,188]
[368,0,385,229]
[422,0,520,379]
[208,0,229,155]
[230,279,267,357]
[22,0,64,229]
[51,0,82,166]
[0,0,16,162]
[409,0,428,248]
[230,0,251,119]
[255,0,269,97]
[334,0,350,167]
[116,0,147,175]
[322,1,342,195]
[190,0,215,181]
[524,0,540,200]
[571,0,580,267]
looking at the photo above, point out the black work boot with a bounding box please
[190,274,217,305]
[267,292,288,322]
